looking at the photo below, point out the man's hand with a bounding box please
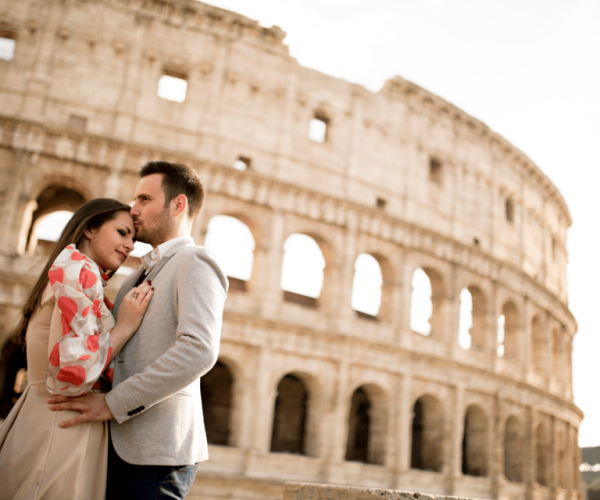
[47,392,114,428]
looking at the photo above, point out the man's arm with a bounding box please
[48,392,113,427]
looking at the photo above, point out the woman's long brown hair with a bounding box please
[13,198,131,344]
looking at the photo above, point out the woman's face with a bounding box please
[83,211,135,271]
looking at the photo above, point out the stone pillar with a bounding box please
[256,210,286,318]
[326,360,350,464]
[522,296,532,370]
[247,346,277,453]
[449,384,465,492]
[20,3,61,120]
[396,374,412,477]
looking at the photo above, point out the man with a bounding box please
[48,161,228,499]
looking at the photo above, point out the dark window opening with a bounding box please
[309,114,329,143]
[67,115,87,132]
[429,157,442,185]
[505,198,514,223]
[0,32,16,61]
[376,197,387,209]
[234,156,251,171]
[158,69,188,102]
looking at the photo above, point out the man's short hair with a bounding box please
[139,161,204,219]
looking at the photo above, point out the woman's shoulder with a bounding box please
[49,244,103,292]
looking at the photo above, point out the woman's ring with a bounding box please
[132,292,139,299]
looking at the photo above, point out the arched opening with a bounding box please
[411,394,444,472]
[270,374,308,455]
[19,184,86,255]
[410,268,432,335]
[458,288,473,349]
[458,286,488,349]
[345,387,371,463]
[351,254,382,318]
[531,315,545,373]
[552,327,563,382]
[504,415,523,482]
[461,405,488,477]
[344,384,387,465]
[281,234,325,307]
[204,215,255,290]
[536,422,551,486]
[556,428,566,489]
[501,301,520,359]
[200,361,234,446]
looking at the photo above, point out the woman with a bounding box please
[0,198,153,500]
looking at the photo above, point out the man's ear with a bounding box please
[171,194,188,216]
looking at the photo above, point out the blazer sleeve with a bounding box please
[105,247,228,423]
[46,245,113,395]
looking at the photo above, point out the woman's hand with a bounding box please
[109,281,154,356]
[116,281,154,337]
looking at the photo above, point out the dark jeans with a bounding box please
[106,437,199,500]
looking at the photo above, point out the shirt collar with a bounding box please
[140,236,193,274]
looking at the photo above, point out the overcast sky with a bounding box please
[201,0,600,447]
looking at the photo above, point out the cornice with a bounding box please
[0,116,576,332]
[64,0,288,54]
[380,76,572,227]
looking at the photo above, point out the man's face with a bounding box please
[130,173,173,247]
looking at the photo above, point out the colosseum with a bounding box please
[0,1,583,499]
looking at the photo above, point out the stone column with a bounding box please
[247,346,277,453]
[522,296,532,370]
[255,209,286,318]
[396,373,413,483]
[449,384,465,491]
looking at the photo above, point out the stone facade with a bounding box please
[0,1,582,500]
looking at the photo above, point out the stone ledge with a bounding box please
[283,483,486,500]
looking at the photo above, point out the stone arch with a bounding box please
[536,421,551,486]
[467,286,487,349]
[411,394,444,472]
[458,286,487,349]
[410,267,446,337]
[18,180,87,255]
[531,315,545,373]
[504,415,523,482]
[280,232,333,308]
[270,373,310,455]
[204,214,256,290]
[499,300,520,359]
[461,404,488,477]
[345,383,388,466]
[200,360,235,446]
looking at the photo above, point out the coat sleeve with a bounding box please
[46,246,113,395]
[105,248,228,423]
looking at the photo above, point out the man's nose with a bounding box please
[130,203,139,216]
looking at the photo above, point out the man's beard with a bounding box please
[135,208,172,247]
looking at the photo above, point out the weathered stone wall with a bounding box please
[0,1,582,500]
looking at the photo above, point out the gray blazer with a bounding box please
[105,237,228,466]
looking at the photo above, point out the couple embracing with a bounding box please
[0,161,229,499]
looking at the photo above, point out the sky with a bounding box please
[199,0,600,447]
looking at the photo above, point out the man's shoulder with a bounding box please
[173,244,216,261]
